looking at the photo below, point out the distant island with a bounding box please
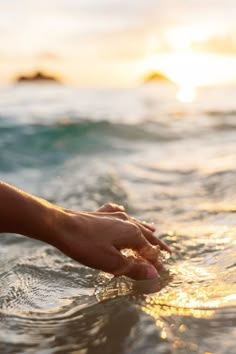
[143,71,173,84]
[15,71,61,83]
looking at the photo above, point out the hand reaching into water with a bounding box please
[0,182,171,280]
[55,202,171,280]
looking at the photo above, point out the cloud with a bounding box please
[36,52,63,61]
[192,35,236,55]
[1,0,236,85]
[1,0,235,34]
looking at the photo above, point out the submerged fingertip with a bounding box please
[146,265,158,279]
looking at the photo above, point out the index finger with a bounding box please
[112,222,161,266]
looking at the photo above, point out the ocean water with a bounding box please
[0,83,235,354]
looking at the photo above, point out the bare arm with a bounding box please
[0,181,171,280]
[0,181,63,239]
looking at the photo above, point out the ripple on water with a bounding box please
[0,228,235,354]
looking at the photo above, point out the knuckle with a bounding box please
[116,212,128,220]
[129,223,142,238]
[104,202,113,208]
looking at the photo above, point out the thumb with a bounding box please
[119,256,159,281]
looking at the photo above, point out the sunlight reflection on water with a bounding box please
[0,84,235,353]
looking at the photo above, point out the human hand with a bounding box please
[0,182,171,280]
[53,204,171,280]
[65,202,171,253]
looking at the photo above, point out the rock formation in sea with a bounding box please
[16,71,60,83]
[143,71,173,84]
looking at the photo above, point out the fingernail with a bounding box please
[146,265,158,279]
[119,204,125,210]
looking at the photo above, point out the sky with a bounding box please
[0,0,236,87]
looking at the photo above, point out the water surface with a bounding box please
[0,83,235,353]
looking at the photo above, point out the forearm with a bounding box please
[0,182,169,280]
[0,181,65,242]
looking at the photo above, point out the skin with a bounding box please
[0,181,171,280]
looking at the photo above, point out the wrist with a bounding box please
[33,202,70,245]
[16,194,70,245]
[45,208,86,251]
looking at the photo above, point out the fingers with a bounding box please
[96,203,125,213]
[112,222,161,266]
[132,219,156,232]
[109,250,159,280]
[112,213,171,254]
[110,212,156,232]
[142,222,155,232]
[134,222,172,253]
[121,257,159,280]
[96,211,156,233]
[128,217,171,254]
[63,203,125,215]
[94,211,171,254]
[155,238,172,254]
[70,204,171,254]
[144,232,172,254]
[112,222,147,249]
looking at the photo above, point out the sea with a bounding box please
[0,83,235,354]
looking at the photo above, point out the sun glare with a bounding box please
[177,85,195,103]
[166,25,213,51]
[140,25,236,102]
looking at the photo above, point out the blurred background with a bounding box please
[1,0,236,90]
[0,1,236,354]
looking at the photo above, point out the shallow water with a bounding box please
[0,83,235,354]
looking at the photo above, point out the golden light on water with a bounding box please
[140,261,236,321]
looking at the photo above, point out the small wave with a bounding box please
[205,110,236,130]
[0,120,178,171]
[207,109,236,117]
